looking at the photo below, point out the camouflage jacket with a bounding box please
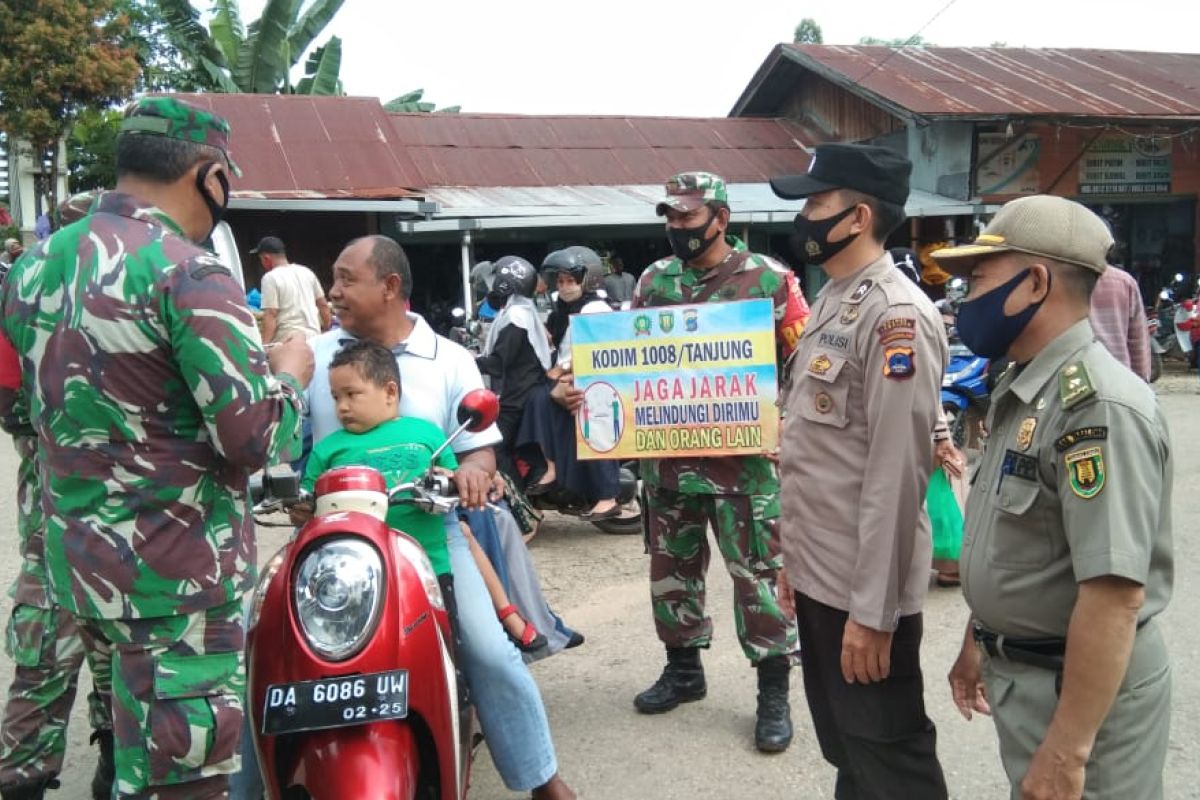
[632,236,810,495]
[0,192,304,619]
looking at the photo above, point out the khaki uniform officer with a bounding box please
[939,195,1173,800]
[772,143,949,800]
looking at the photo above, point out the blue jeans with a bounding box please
[444,516,558,789]
[230,517,557,796]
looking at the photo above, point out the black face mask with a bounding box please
[195,162,230,241]
[666,209,722,262]
[790,205,859,265]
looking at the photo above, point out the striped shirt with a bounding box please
[1089,265,1151,381]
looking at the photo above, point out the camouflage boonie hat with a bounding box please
[120,97,242,176]
[655,171,728,216]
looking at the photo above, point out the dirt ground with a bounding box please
[0,370,1197,799]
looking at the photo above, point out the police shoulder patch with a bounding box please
[1058,361,1095,409]
[1065,446,1105,499]
[883,344,915,380]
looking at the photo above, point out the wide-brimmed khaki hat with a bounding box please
[931,195,1112,275]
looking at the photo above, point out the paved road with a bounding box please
[1,375,1197,799]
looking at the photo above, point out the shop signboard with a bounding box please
[976,132,1041,195]
[1079,134,1172,195]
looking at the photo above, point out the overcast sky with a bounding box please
[231,0,1200,117]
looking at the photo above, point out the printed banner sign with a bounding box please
[570,299,778,460]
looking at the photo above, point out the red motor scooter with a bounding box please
[246,389,500,799]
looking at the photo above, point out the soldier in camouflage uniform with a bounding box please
[0,97,313,799]
[631,171,810,753]
[0,194,113,800]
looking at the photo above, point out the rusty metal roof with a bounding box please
[165,94,818,200]
[167,93,423,199]
[734,45,1200,120]
[387,112,818,188]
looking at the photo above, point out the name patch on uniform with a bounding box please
[1065,446,1105,498]
[877,317,916,345]
[1001,450,1039,481]
[882,345,915,380]
[1054,426,1107,452]
[818,332,850,350]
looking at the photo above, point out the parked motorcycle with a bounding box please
[245,389,500,799]
[518,456,643,535]
[937,291,990,449]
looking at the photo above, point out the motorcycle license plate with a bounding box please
[261,669,409,735]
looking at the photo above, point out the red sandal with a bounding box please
[498,604,547,652]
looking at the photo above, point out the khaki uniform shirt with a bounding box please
[962,320,1173,639]
[780,254,947,632]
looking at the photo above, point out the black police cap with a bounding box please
[770,143,912,207]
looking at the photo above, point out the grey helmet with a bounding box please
[491,255,539,300]
[543,246,605,292]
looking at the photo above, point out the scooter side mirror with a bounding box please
[457,388,499,433]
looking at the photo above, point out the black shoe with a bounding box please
[90,729,114,800]
[634,647,707,714]
[526,479,557,497]
[565,631,586,649]
[754,656,793,753]
[0,777,60,800]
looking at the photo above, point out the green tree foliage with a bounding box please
[0,0,140,218]
[858,34,934,47]
[384,89,460,114]
[156,0,346,95]
[794,18,823,45]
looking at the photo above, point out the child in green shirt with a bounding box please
[302,340,545,650]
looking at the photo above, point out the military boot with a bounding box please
[0,777,59,800]
[754,655,793,753]
[90,729,114,800]
[633,647,706,714]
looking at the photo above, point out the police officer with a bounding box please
[0,194,111,800]
[0,97,313,798]
[938,196,1172,800]
[631,171,810,753]
[772,143,949,798]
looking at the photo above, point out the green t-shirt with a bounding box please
[303,417,458,575]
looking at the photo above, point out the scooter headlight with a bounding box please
[293,538,384,661]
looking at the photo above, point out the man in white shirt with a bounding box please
[307,236,576,800]
[252,236,332,342]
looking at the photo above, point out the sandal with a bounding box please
[580,505,621,521]
[498,604,547,652]
[936,571,962,588]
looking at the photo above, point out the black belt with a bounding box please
[972,623,1065,672]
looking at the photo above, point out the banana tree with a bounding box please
[156,0,345,95]
[385,89,460,114]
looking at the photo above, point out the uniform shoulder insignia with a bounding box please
[1055,426,1108,452]
[846,278,874,304]
[1058,361,1096,409]
[187,254,232,281]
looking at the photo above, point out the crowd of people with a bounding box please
[0,96,1176,800]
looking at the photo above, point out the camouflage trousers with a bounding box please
[0,603,108,786]
[645,487,797,663]
[77,599,245,799]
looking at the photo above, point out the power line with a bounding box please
[850,0,962,87]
